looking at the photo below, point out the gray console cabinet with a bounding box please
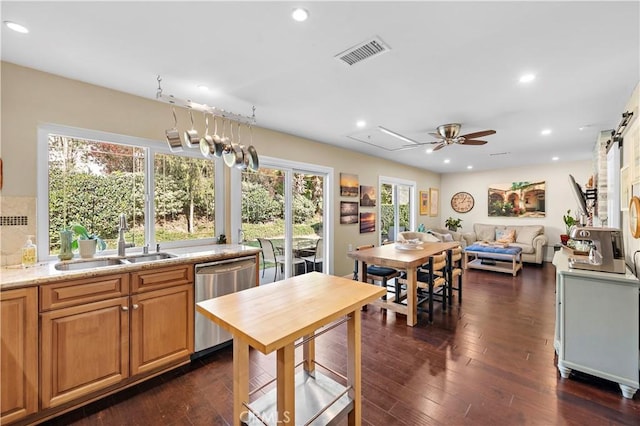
[553,251,639,399]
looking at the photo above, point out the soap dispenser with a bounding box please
[21,235,37,268]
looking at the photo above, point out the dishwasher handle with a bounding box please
[195,256,256,274]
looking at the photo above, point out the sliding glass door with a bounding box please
[380,177,415,242]
[234,158,331,283]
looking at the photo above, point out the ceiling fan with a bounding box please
[403,123,496,151]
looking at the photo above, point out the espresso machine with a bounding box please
[568,226,626,274]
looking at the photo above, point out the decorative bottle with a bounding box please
[21,235,37,268]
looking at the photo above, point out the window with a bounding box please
[38,125,219,259]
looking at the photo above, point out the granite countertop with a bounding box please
[1,244,262,290]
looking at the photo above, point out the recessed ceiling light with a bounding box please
[467,165,473,169]
[444,159,450,164]
[356,120,366,128]
[426,148,433,154]
[292,8,309,22]
[541,129,552,136]
[197,85,209,91]
[4,21,29,34]
[552,156,559,161]
[519,73,536,83]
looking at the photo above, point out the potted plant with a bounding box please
[71,224,106,258]
[561,209,576,245]
[445,217,463,232]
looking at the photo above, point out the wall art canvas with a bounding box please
[340,173,359,197]
[429,188,439,217]
[360,212,375,233]
[340,201,359,224]
[419,190,429,215]
[360,185,376,207]
[488,181,546,217]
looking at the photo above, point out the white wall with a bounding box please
[441,160,593,261]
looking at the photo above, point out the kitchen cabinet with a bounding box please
[39,265,194,411]
[40,275,130,409]
[1,287,38,424]
[553,251,639,399]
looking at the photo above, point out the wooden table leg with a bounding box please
[303,333,315,377]
[406,266,417,326]
[276,343,295,424]
[346,312,361,425]
[233,337,249,426]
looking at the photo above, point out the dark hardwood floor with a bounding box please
[45,263,640,425]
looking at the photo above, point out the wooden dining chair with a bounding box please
[397,252,447,323]
[353,244,400,300]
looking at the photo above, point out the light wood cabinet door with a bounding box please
[130,284,193,376]
[40,297,130,409]
[1,287,38,424]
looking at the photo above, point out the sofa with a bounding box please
[399,228,468,248]
[462,223,547,264]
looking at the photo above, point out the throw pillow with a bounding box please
[515,225,543,245]
[429,231,456,243]
[495,229,515,244]
[475,224,496,242]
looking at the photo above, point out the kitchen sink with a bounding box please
[124,252,176,263]
[54,258,124,271]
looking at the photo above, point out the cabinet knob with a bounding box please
[132,304,139,310]
[121,306,129,311]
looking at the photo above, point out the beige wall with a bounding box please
[0,62,440,273]
[620,82,640,266]
[441,160,593,262]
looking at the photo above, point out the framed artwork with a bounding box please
[621,166,630,211]
[419,190,429,215]
[429,188,439,217]
[359,185,376,207]
[360,212,375,233]
[340,173,359,197]
[340,201,359,224]
[487,181,546,217]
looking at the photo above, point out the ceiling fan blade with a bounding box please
[428,132,445,140]
[461,139,488,145]
[432,143,447,151]
[460,129,496,139]
[401,140,440,148]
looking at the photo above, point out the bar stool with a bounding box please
[397,252,447,323]
[433,246,463,306]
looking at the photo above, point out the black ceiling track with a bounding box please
[606,111,634,152]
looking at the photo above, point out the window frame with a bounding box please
[37,123,224,260]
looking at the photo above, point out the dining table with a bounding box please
[347,241,460,326]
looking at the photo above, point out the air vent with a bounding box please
[335,37,390,66]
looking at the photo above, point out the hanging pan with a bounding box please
[223,122,244,168]
[183,107,199,148]
[246,125,259,171]
[211,116,224,157]
[198,112,215,158]
[165,105,183,152]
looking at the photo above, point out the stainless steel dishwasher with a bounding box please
[192,256,257,359]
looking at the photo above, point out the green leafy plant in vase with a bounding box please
[72,224,107,258]
[445,217,463,232]
[561,209,576,245]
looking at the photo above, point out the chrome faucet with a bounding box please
[117,213,134,256]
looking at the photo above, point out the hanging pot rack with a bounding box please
[156,76,259,171]
[155,76,256,125]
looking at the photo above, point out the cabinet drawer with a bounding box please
[130,264,193,293]
[40,274,129,311]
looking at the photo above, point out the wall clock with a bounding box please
[451,191,474,213]
[630,196,640,238]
